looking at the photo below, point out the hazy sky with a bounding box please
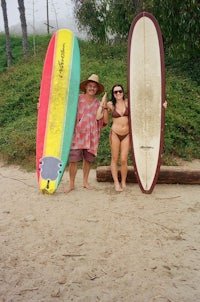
[0,0,74,31]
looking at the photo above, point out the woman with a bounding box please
[107,84,130,192]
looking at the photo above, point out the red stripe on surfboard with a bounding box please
[36,34,56,179]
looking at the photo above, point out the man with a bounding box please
[65,74,108,193]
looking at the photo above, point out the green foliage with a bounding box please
[152,0,200,58]
[0,35,199,170]
[0,33,51,73]
[0,116,36,170]
[79,40,127,93]
[163,56,200,161]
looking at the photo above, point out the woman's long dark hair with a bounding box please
[111,84,125,106]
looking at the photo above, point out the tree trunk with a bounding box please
[18,0,28,55]
[1,0,12,66]
[46,0,50,34]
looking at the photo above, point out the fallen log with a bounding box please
[96,166,200,184]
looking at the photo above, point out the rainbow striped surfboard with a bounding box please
[36,29,80,194]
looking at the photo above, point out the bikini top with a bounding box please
[112,105,128,118]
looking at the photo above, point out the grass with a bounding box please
[0,34,199,170]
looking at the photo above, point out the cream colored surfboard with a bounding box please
[128,12,165,193]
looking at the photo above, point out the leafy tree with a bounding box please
[1,0,12,66]
[73,0,108,42]
[106,0,153,39]
[152,0,200,58]
[72,0,153,41]
[72,0,199,58]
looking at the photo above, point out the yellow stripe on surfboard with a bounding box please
[44,30,73,157]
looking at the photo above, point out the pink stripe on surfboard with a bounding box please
[36,34,56,179]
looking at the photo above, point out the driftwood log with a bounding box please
[96,166,200,184]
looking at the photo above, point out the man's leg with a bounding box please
[64,162,78,193]
[83,150,95,190]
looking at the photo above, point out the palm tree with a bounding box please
[18,0,28,55]
[1,0,12,66]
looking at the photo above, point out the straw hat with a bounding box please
[80,74,104,95]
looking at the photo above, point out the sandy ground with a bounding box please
[0,161,200,302]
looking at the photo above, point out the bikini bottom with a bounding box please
[110,130,129,142]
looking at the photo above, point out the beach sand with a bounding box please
[0,160,200,301]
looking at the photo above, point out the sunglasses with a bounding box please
[113,90,123,94]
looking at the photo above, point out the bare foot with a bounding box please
[64,186,75,193]
[83,184,95,190]
[121,184,127,190]
[114,184,123,192]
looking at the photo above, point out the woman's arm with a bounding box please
[96,93,108,120]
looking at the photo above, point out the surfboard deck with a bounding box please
[36,29,80,194]
[128,12,165,194]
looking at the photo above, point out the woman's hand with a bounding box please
[100,92,107,108]
[163,100,168,109]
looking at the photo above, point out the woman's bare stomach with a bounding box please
[111,123,129,135]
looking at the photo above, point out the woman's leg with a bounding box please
[110,131,122,191]
[120,135,130,189]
